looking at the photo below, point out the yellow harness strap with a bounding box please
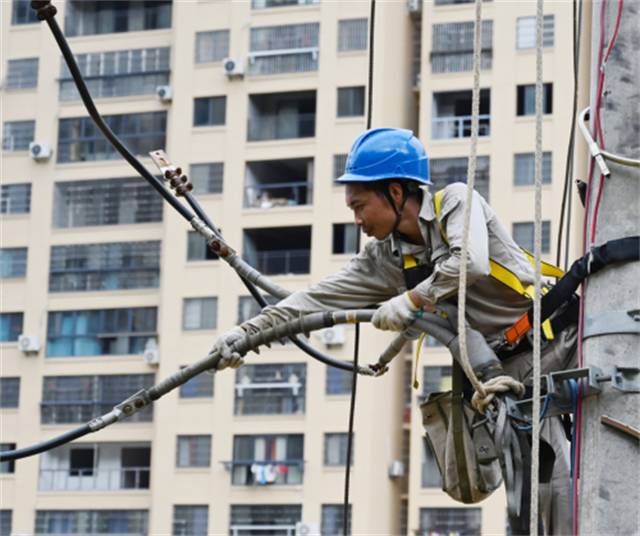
[433,189,560,340]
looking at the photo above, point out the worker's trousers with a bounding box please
[501,325,579,536]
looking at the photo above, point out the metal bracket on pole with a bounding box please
[612,367,640,393]
[583,310,640,339]
[506,366,604,425]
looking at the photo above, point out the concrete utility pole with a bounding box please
[579,1,640,535]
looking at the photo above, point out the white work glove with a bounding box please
[208,327,247,372]
[372,292,420,332]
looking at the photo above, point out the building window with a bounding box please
[183,298,217,330]
[187,232,219,262]
[422,438,441,488]
[1,183,31,215]
[245,158,313,209]
[252,0,320,8]
[429,156,490,202]
[321,505,351,536]
[512,221,551,254]
[332,223,357,255]
[243,226,311,275]
[0,248,27,278]
[0,378,20,408]
[432,89,491,140]
[229,505,302,534]
[194,97,226,127]
[249,23,320,76]
[423,365,452,397]
[326,367,354,395]
[0,510,12,536]
[176,436,212,468]
[419,508,482,536]
[41,374,155,425]
[6,58,39,89]
[517,14,555,49]
[514,152,552,186]
[234,363,306,416]
[232,434,304,485]
[64,1,172,37]
[333,154,348,180]
[0,445,16,474]
[337,87,365,118]
[49,241,161,293]
[237,295,279,324]
[248,91,316,141]
[179,369,214,399]
[195,30,230,63]
[432,21,493,73]
[46,307,157,358]
[12,0,38,24]
[1,314,23,343]
[57,112,167,163]
[2,120,35,152]
[60,48,170,101]
[53,178,163,228]
[190,163,224,195]
[324,433,353,466]
[338,19,368,52]
[517,83,553,116]
[173,505,208,536]
[69,448,95,477]
[35,510,149,535]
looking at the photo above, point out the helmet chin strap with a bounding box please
[383,188,408,234]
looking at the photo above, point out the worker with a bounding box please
[211,128,577,535]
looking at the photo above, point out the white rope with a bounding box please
[456,0,487,400]
[472,376,526,414]
[530,0,545,531]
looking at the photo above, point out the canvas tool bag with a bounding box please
[420,362,503,504]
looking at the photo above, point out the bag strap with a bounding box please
[451,360,473,503]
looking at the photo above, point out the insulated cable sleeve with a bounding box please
[42,14,194,223]
[0,424,91,462]
[182,192,356,372]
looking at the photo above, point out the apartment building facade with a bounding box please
[1,1,588,535]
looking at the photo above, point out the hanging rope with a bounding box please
[456,0,487,400]
[529,0,546,531]
[343,1,376,533]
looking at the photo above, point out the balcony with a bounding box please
[431,89,490,140]
[243,226,311,276]
[39,442,151,492]
[234,364,306,416]
[248,91,316,142]
[252,0,320,8]
[245,158,313,209]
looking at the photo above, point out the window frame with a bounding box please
[0,377,20,408]
[338,19,368,52]
[2,121,35,152]
[6,58,39,90]
[324,433,353,466]
[1,183,31,215]
[516,83,553,116]
[176,435,212,468]
[193,97,227,127]
[182,298,218,331]
[337,87,365,118]
[0,248,27,278]
[0,314,24,343]
[195,30,230,63]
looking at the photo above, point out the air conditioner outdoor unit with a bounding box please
[18,334,41,354]
[389,460,405,478]
[143,348,160,365]
[295,522,320,536]
[223,57,245,77]
[320,325,346,346]
[156,85,173,102]
[29,142,52,161]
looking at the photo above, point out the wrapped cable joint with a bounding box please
[30,0,57,19]
[190,217,235,258]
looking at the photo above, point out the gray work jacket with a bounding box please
[244,183,536,345]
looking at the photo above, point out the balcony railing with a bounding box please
[246,250,310,275]
[228,460,304,485]
[248,114,315,141]
[252,0,320,8]
[39,467,150,491]
[431,115,490,140]
[230,526,296,536]
[41,401,153,424]
[245,182,309,208]
[432,51,492,73]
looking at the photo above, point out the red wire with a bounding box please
[574,1,624,533]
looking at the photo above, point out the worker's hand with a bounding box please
[208,327,246,371]
[372,292,421,332]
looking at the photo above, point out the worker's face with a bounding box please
[345,183,397,240]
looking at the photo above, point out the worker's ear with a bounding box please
[388,182,404,208]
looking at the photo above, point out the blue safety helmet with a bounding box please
[336,128,431,185]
